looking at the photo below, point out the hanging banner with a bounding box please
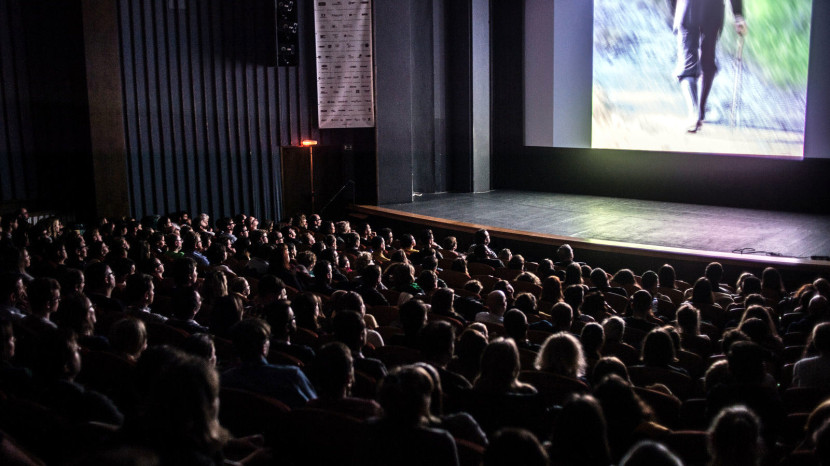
[314,0,375,128]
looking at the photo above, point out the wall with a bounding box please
[0,0,95,215]
[118,0,306,220]
[0,0,38,205]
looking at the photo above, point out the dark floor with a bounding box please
[381,191,830,260]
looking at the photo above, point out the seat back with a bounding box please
[783,386,830,414]
[145,322,190,348]
[480,321,507,338]
[438,270,473,289]
[621,326,647,350]
[218,387,290,438]
[352,370,379,399]
[456,437,485,466]
[280,408,365,466]
[457,390,553,439]
[77,350,136,405]
[367,305,400,327]
[467,262,495,276]
[292,327,320,349]
[679,398,708,430]
[633,386,681,428]
[471,275,498,293]
[512,280,542,298]
[518,370,589,406]
[372,344,423,369]
[628,366,692,400]
[663,430,710,466]
[603,292,629,315]
[267,350,304,368]
[493,268,522,281]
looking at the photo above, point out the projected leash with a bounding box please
[730,35,744,129]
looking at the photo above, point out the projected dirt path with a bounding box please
[593,0,806,157]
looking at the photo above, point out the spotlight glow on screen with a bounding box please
[591,0,812,158]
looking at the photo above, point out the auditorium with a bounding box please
[1,0,829,464]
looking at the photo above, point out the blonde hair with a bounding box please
[535,332,586,378]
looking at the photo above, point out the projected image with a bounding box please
[592,0,812,157]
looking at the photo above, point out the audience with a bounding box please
[0,208,827,465]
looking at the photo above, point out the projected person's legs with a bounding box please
[697,2,724,127]
[676,27,702,133]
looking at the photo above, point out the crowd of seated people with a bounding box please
[0,208,829,465]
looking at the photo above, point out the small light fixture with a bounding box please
[301,139,318,146]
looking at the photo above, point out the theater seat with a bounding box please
[218,387,290,438]
[633,386,681,429]
[518,370,589,406]
[292,327,319,349]
[603,292,629,315]
[352,370,378,399]
[783,386,830,414]
[145,322,189,348]
[372,345,423,369]
[457,390,554,439]
[679,398,708,430]
[467,263,495,276]
[279,407,365,466]
[512,280,542,298]
[663,430,710,466]
[628,366,692,400]
[367,305,400,327]
[455,437,485,466]
[267,350,304,368]
[472,275,499,293]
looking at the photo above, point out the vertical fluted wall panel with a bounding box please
[118,0,318,221]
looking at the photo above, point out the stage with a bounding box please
[352,190,830,282]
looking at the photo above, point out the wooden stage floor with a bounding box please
[353,190,830,275]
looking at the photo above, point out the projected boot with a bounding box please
[680,76,701,133]
[698,72,715,125]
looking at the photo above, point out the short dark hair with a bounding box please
[333,310,365,350]
[168,257,197,287]
[183,333,215,361]
[631,290,653,315]
[125,273,154,305]
[230,318,270,361]
[419,320,455,363]
[503,309,528,341]
[332,291,364,314]
[84,261,111,288]
[28,277,60,311]
[641,271,658,290]
[399,299,428,336]
[262,299,293,339]
[641,328,676,366]
[257,275,286,297]
[172,287,200,320]
[313,342,353,397]
[430,288,454,315]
